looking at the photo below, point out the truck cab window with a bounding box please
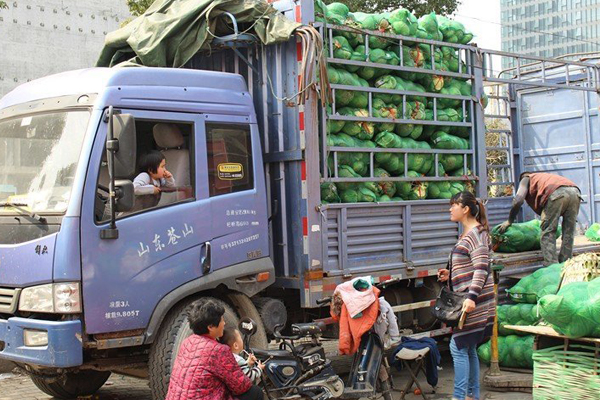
[206,124,254,197]
[95,120,195,222]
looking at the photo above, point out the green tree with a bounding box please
[322,0,462,16]
[126,0,155,16]
[0,1,8,10]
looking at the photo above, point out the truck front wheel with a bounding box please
[29,370,111,399]
[148,297,239,400]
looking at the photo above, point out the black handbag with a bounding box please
[432,285,468,327]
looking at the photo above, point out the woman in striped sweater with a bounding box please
[438,191,495,400]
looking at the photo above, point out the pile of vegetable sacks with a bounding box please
[316,2,482,204]
[477,264,562,369]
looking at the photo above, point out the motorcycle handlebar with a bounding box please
[316,296,332,306]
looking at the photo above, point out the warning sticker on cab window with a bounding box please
[217,163,244,180]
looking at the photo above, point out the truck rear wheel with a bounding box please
[29,370,111,399]
[227,292,268,348]
[148,297,239,400]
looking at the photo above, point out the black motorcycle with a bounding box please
[239,281,397,400]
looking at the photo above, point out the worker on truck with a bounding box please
[498,172,582,266]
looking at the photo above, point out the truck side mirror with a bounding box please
[114,180,134,212]
[101,107,136,240]
[112,114,137,179]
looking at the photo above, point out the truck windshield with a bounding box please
[0,110,90,214]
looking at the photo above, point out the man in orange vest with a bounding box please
[498,172,582,266]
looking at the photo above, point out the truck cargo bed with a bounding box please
[493,235,600,279]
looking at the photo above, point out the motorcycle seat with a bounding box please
[291,322,324,337]
[251,348,291,359]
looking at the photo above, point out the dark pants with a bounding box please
[540,186,581,266]
[238,385,264,400]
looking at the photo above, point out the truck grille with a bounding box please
[0,287,20,314]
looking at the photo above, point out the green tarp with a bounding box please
[97,0,300,68]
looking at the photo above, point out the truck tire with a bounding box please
[29,370,111,399]
[252,297,287,336]
[148,297,239,400]
[227,292,269,349]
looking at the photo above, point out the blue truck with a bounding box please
[1,1,600,398]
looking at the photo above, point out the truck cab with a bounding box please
[0,67,274,398]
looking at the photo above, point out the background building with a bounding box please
[0,0,130,96]
[501,0,600,69]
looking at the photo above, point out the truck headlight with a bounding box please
[23,329,49,346]
[19,283,81,314]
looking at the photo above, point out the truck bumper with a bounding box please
[0,317,82,368]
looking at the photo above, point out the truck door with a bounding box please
[80,110,210,334]
[203,118,269,272]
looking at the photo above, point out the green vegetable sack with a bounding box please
[417,12,443,41]
[585,223,600,242]
[321,182,340,203]
[539,277,600,338]
[506,263,563,304]
[395,171,428,200]
[491,219,562,253]
[496,304,541,336]
[389,8,418,37]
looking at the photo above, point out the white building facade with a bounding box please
[0,0,131,96]
[501,0,600,68]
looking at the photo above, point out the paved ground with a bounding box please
[0,355,533,400]
[0,360,14,373]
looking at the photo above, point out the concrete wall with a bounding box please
[0,0,131,96]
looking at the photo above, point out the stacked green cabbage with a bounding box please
[319,2,479,203]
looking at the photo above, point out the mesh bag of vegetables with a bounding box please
[333,69,360,106]
[478,335,534,369]
[449,168,475,192]
[417,12,443,41]
[539,276,600,338]
[338,108,375,140]
[326,104,345,134]
[327,133,372,176]
[426,161,446,177]
[437,15,474,44]
[388,8,418,37]
[497,304,541,336]
[375,131,433,174]
[372,98,398,133]
[585,223,600,242]
[395,171,428,200]
[429,131,470,174]
[427,181,465,199]
[438,81,463,108]
[321,182,340,203]
[506,263,563,304]
[374,167,397,197]
[491,219,562,253]
[431,131,470,150]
